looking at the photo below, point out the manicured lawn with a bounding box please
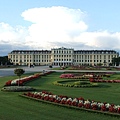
[0,72,120,120]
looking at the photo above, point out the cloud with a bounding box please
[21,6,88,46]
[0,22,28,43]
[0,22,29,55]
[73,31,120,50]
[0,6,120,56]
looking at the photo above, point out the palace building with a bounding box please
[8,47,119,66]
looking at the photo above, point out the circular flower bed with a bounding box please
[53,80,99,88]
[1,86,35,92]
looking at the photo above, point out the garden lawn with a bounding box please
[0,72,120,120]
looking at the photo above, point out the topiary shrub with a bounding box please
[53,80,99,88]
[1,86,35,92]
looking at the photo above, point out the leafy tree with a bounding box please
[109,63,113,66]
[97,63,103,66]
[112,57,120,66]
[0,56,13,65]
[14,68,25,86]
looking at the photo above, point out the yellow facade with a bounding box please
[8,47,119,66]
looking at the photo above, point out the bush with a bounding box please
[1,86,35,92]
[53,80,99,88]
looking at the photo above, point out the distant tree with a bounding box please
[109,63,113,66]
[14,68,25,86]
[97,63,103,66]
[97,63,103,69]
[112,57,120,66]
[0,56,13,65]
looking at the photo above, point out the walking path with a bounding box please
[0,66,120,77]
[0,66,52,77]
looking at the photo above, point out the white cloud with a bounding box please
[0,22,28,44]
[0,6,120,55]
[0,22,29,55]
[21,6,88,47]
[73,31,120,50]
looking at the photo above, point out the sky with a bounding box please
[0,0,120,56]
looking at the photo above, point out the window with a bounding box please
[90,55,92,59]
[97,55,98,59]
[104,55,106,59]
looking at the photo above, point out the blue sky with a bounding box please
[0,0,120,55]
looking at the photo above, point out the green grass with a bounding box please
[0,72,120,120]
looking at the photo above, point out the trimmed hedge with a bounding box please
[53,79,99,88]
[1,86,35,92]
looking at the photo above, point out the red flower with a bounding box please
[117,107,120,113]
[84,103,91,109]
[78,103,84,107]
[109,106,117,113]
[101,105,106,111]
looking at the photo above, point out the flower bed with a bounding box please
[60,73,120,83]
[20,91,120,116]
[60,73,97,79]
[60,74,75,78]
[1,86,35,92]
[53,80,98,88]
[60,73,115,79]
[5,71,54,86]
[89,78,120,83]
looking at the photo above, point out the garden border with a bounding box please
[53,79,99,88]
[20,94,120,117]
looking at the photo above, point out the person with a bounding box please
[32,64,34,68]
[43,70,45,73]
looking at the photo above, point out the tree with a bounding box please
[112,57,120,66]
[0,56,13,65]
[97,63,103,66]
[14,68,25,86]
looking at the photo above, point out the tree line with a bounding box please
[0,56,13,66]
[112,57,120,66]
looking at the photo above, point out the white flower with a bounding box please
[91,102,97,105]
[53,95,58,99]
[56,97,61,101]
[105,103,111,108]
[61,97,67,101]
[72,98,78,102]
[84,100,91,104]
[44,94,49,97]
[49,95,53,98]
[79,100,83,103]
[36,92,42,96]
[67,98,72,102]
[98,102,104,107]
[41,93,45,97]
